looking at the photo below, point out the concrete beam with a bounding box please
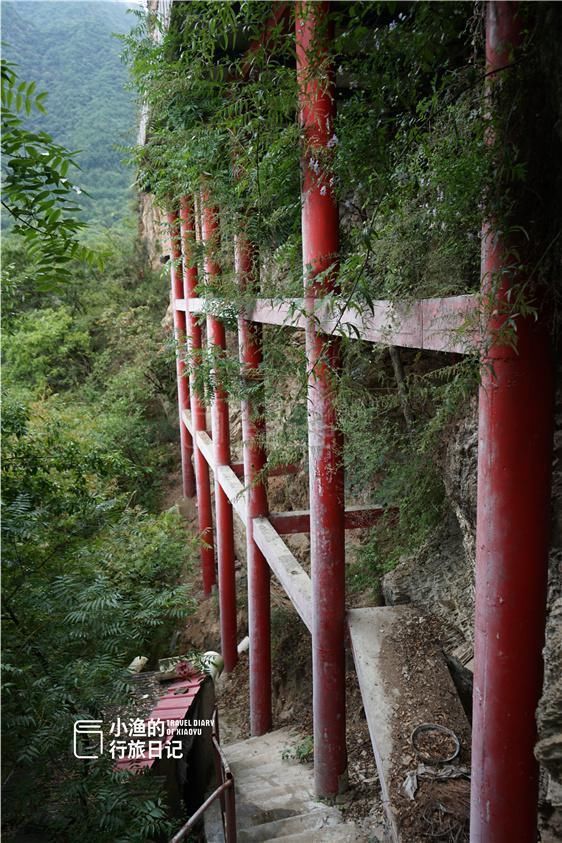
[252,517,312,631]
[348,606,471,842]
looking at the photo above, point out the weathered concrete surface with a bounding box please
[348,608,399,843]
[382,402,478,664]
[205,728,362,842]
[348,606,471,843]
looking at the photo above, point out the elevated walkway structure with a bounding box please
[158,1,555,839]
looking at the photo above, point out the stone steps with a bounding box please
[237,808,342,842]
[205,727,361,842]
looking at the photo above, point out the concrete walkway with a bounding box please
[206,728,360,841]
[348,606,471,843]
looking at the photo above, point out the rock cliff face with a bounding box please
[383,373,562,834]
[138,192,166,270]
[382,398,478,664]
[537,377,562,839]
[537,598,562,841]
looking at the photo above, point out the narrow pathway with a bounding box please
[348,606,471,841]
[206,729,361,841]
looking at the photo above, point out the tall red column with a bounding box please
[236,233,272,735]
[179,196,216,596]
[296,1,347,798]
[167,211,196,499]
[470,4,555,840]
[200,193,238,673]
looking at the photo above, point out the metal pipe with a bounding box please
[179,196,216,595]
[236,233,272,735]
[470,4,555,840]
[169,779,233,843]
[224,771,237,843]
[167,211,196,499]
[200,193,238,673]
[296,0,347,798]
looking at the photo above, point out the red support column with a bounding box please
[470,4,555,840]
[179,196,216,596]
[236,233,272,735]
[296,1,347,798]
[200,193,238,673]
[167,211,196,499]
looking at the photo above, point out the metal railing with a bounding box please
[170,708,236,843]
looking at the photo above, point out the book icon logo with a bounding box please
[73,720,103,759]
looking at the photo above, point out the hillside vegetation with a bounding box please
[2,226,198,838]
[1,11,195,838]
[2,1,136,224]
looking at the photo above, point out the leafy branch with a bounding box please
[1,57,102,289]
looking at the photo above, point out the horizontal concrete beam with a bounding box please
[252,517,312,631]
[217,464,247,525]
[176,295,480,354]
[182,408,312,627]
[269,504,390,535]
[230,461,302,480]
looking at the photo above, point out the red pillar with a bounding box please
[470,4,555,840]
[179,196,216,596]
[167,211,196,499]
[296,1,347,798]
[236,233,272,735]
[200,193,238,673]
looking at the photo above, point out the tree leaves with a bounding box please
[1,391,195,839]
[1,58,102,290]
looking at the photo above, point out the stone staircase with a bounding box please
[205,728,360,842]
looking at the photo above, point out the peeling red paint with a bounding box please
[200,194,237,673]
[179,197,216,595]
[236,234,272,736]
[470,4,555,839]
[297,0,347,798]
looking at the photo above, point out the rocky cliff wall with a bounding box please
[138,192,167,270]
[382,398,478,664]
[382,369,562,835]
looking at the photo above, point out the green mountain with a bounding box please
[2,1,137,224]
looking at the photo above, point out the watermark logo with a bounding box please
[72,717,213,762]
[73,720,104,759]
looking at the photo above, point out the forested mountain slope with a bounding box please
[2,1,136,223]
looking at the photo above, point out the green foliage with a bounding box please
[2,1,135,224]
[340,344,480,586]
[3,307,91,390]
[2,387,195,839]
[1,59,102,288]
[122,0,561,583]
[281,735,314,764]
[120,1,493,576]
[2,220,195,838]
[0,20,197,834]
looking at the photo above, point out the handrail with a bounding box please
[169,781,232,843]
[169,707,236,843]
